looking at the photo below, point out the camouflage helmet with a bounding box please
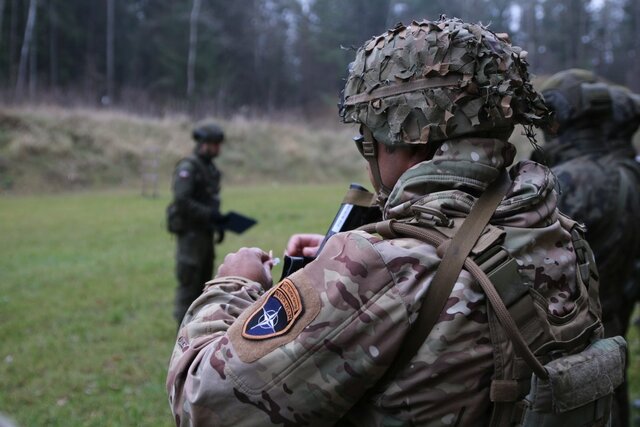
[603,85,640,142]
[340,17,552,146]
[192,122,224,144]
[539,69,612,130]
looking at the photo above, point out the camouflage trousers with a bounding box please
[173,230,215,325]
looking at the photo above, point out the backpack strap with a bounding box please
[360,169,517,383]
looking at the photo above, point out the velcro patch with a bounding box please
[242,279,302,340]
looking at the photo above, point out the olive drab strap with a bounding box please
[359,177,615,426]
[405,169,513,370]
[343,74,461,106]
[361,127,392,198]
[360,170,534,384]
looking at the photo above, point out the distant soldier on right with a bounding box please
[537,69,640,427]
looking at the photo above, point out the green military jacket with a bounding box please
[172,152,222,232]
[167,138,590,426]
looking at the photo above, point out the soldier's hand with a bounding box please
[286,233,324,257]
[216,247,273,289]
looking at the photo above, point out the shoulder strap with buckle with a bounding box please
[359,170,550,385]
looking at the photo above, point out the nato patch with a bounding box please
[242,279,303,340]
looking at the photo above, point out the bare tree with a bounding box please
[186,0,201,99]
[48,0,58,87]
[521,0,539,69]
[16,0,38,98]
[631,0,640,91]
[29,22,36,98]
[106,0,115,104]
[8,0,18,85]
[0,0,6,43]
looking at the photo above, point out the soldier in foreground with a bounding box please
[167,18,625,426]
[167,123,226,326]
[536,70,640,426]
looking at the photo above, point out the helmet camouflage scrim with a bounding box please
[192,123,224,144]
[340,17,552,146]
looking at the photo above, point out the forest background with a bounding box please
[2,1,640,426]
[2,0,640,117]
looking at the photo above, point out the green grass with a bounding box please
[3,183,640,426]
[0,183,350,426]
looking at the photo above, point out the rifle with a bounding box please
[280,183,381,280]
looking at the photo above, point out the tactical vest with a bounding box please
[182,155,221,214]
[166,155,221,234]
[360,171,626,426]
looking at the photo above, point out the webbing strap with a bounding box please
[466,257,548,379]
[343,75,461,106]
[361,127,392,198]
[405,170,512,366]
[361,169,514,384]
[359,224,549,384]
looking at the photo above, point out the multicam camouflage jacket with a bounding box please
[167,138,589,426]
[545,137,640,337]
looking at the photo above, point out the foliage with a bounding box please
[2,0,640,115]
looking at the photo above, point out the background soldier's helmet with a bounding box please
[541,69,640,144]
[192,123,224,144]
[604,85,640,143]
[539,69,610,132]
[340,17,552,147]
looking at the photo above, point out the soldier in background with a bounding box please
[537,69,640,427]
[166,19,619,426]
[168,123,226,326]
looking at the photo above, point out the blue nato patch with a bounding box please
[242,279,303,340]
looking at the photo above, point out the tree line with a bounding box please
[1,0,639,117]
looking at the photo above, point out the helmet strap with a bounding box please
[362,127,392,199]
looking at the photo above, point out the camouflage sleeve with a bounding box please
[166,231,411,426]
[173,160,216,226]
[166,276,265,424]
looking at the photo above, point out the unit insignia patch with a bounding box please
[242,279,303,340]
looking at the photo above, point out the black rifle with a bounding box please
[280,183,381,280]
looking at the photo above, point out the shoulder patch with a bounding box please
[242,279,303,340]
[228,271,321,363]
[178,169,190,179]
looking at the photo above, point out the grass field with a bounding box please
[0,183,349,426]
[2,184,640,426]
